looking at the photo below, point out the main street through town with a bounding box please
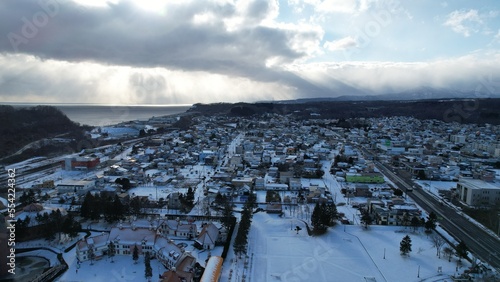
[359,147,500,271]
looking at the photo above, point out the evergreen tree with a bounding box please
[425,212,437,232]
[311,202,337,232]
[186,187,195,205]
[103,196,114,222]
[89,194,101,220]
[130,197,142,215]
[361,210,372,229]
[80,192,94,218]
[20,189,36,205]
[221,201,234,230]
[62,213,76,237]
[247,191,257,209]
[319,203,329,227]
[214,192,225,205]
[393,189,403,197]
[400,235,412,256]
[311,202,324,232]
[455,241,468,261]
[111,195,125,221]
[133,245,139,264]
[233,200,253,257]
[144,252,152,280]
[410,216,421,232]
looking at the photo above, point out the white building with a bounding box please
[76,224,196,272]
[457,179,500,206]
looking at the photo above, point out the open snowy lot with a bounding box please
[239,212,469,282]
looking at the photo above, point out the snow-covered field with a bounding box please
[233,212,470,282]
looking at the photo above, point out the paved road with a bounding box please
[373,159,500,271]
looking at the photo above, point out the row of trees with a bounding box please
[80,192,126,221]
[17,210,81,240]
[233,193,256,257]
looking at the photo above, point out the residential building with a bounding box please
[194,223,220,250]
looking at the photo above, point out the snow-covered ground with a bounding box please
[234,212,471,282]
[58,249,167,282]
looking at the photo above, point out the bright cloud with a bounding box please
[323,36,358,51]
[443,9,499,37]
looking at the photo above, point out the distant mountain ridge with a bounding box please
[190,97,500,125]
[271,88,500,103]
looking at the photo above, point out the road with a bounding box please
[370,156,500,271]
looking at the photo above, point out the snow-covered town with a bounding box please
[2,112,500,282]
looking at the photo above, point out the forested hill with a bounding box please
[0,105,90,162]
[188,98,500,125]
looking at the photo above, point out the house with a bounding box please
[159,219,197,239]
[354,184,372,197]
[266,203,282,213]
[231,177,253,187]
[56,180,95,195]
[279,171,294,184]
[289,178,302,191]
[107,224,157,257]
[254,178,265,190]
[166,192,182,210]
[194,223,220,250]
[199,150,216,163]
[76,232,110,261]
[265,183,288,191]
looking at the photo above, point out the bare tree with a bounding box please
[431,234,445,258]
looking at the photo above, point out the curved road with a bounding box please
[374,159,500,271]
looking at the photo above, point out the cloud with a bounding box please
[2,51,498,105]
[318,0,358,14]
[443,9,493,37]
[289,0,372,14]
[323,36,358,51]
[285,53,500,95]
[0,0,321,83]
[0,53,301,104]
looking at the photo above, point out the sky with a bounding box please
[0,0,499,105]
